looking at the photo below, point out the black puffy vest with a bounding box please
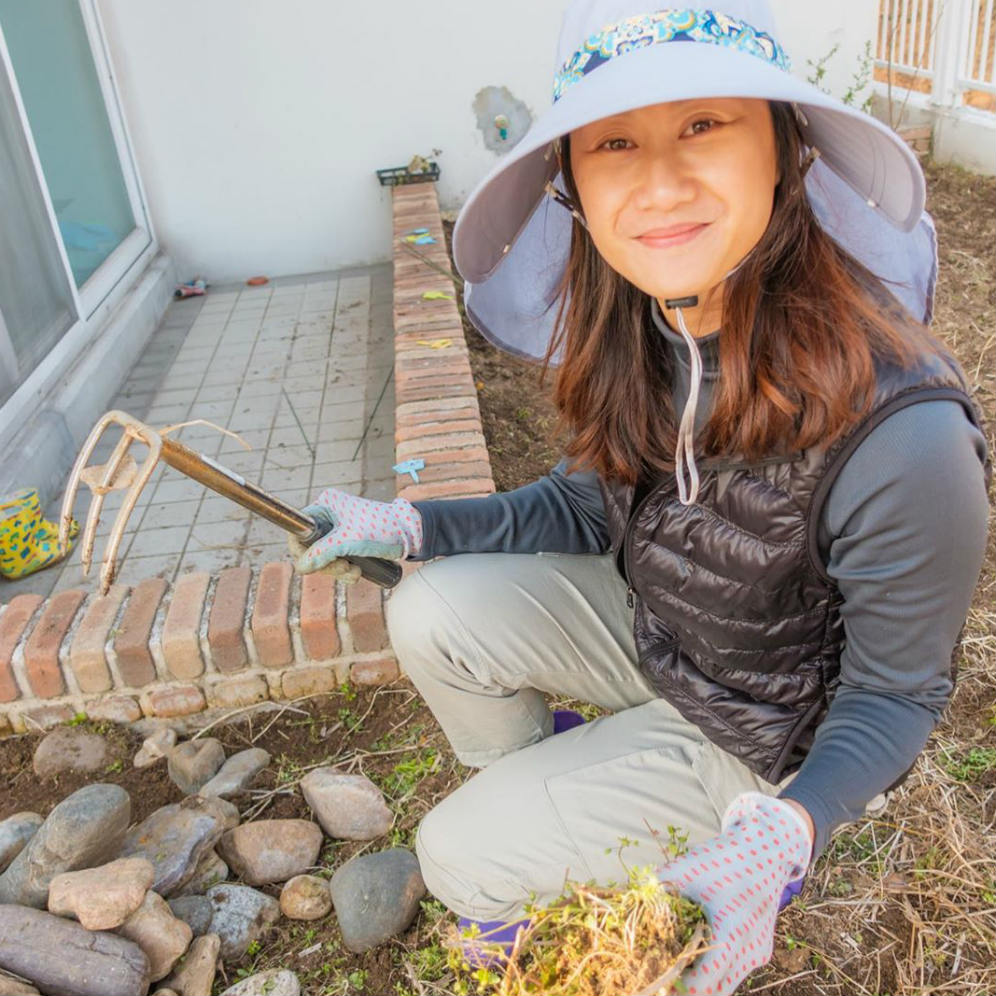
[600,351,982,783]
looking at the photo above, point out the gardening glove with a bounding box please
[289,487,423,576]
[658,792,812,996]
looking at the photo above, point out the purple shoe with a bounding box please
[552,708,586,734]
[778,876,805,911]
[455,916,527,967]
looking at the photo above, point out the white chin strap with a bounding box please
[665,296,703,506]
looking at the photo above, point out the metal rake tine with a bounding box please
[60,410,164,594]
[60,411,126,553]
[98,424,162,594]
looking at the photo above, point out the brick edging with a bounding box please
[390,184,496,503]
[0,568,394,735]
[0,181,497,736]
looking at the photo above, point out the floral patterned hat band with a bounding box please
[553,8,791,101]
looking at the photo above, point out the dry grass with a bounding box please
[449,869,708,996]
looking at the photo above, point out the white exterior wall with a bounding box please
[97,0,878,282]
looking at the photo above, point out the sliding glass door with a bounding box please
[0,0,151,408]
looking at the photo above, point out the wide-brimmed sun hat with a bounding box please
[454,0,937,365]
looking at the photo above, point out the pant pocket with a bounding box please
[543,740,725,887]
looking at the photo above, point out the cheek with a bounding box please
[732,150,778,243]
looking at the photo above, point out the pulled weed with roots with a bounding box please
[448,866,709,996]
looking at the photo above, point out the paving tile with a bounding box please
[188,517,250,550]
[176,546,242,576]
[195,494,254,524]
[241,542,289,567]
[229,407,279,432]
[310,460,363,488]
[124,524,191,558]
[151,478,204,504]
[137,501,199,530]
[113,553,181,588]
[259,465,313,491]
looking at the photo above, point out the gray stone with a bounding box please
[48,857,154,930]
[205,885,281,961]
[0,968,40,995]
[329,848,426,953]
[279,875,332,921]
[162,933,220,996]
[0,814,42,874]
[221,969,300,996]
[118,891,193,981]
[119,795,237,897]
[167,739,226,794]
[300,769,392,841]
[32,727,109,779]
[173,849,228,897]
[217,820,323,886]
[0,784,130,909]
[167,895,214,936]
[199,748,270,798]
[134,727,178,768]
[0,904,150,996]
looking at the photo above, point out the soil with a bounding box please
[0,160,992,996]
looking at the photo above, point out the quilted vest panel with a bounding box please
[601,351,980,783]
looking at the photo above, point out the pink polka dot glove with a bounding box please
[658,792,812,996]
[290,488,423,574]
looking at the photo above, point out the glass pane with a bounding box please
[0,0,137,288]
[0,64,75,406]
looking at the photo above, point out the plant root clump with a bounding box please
[449,867,710,996]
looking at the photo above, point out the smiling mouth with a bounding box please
[635,223,709,249]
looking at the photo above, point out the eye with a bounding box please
[600,137,633,151]
[685,118,718,136]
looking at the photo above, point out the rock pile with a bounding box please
[0,724,428,995]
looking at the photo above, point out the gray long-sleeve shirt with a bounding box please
[411,319,989,858]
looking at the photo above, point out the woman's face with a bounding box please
[569,98,779,331]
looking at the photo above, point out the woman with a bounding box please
[295,3,990,992]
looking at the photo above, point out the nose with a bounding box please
[630,148,696,213]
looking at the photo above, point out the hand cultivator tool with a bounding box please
[59,410,402,595]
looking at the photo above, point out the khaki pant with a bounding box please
[385,552,783,921]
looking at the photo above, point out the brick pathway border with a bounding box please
[0,182,493,735]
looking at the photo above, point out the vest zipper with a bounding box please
[621,483,658,610]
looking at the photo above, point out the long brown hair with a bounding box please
[547,101,941,484]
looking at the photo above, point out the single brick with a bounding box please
[206,674,269,710]
[396,433,486,461]
[144,684,206,718]
[395,382,477,406]
[251,562,293,669]
[396,460,492,490]
[394,362,472,386]
[208,566,252,672]
[69,584,128,694]
[18,703,76,731]
[280,664,339,699]
[346,580,388,653]
[0,594,43,702]
[85,695,142,724]
[23,589,86,698]
[399,478,496,501]
[300,574,340,661]
[351,657,400,686]
[113,577,168,688]
[396,396,482,421]
[396,418,482,442]
[162,571,210,679]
